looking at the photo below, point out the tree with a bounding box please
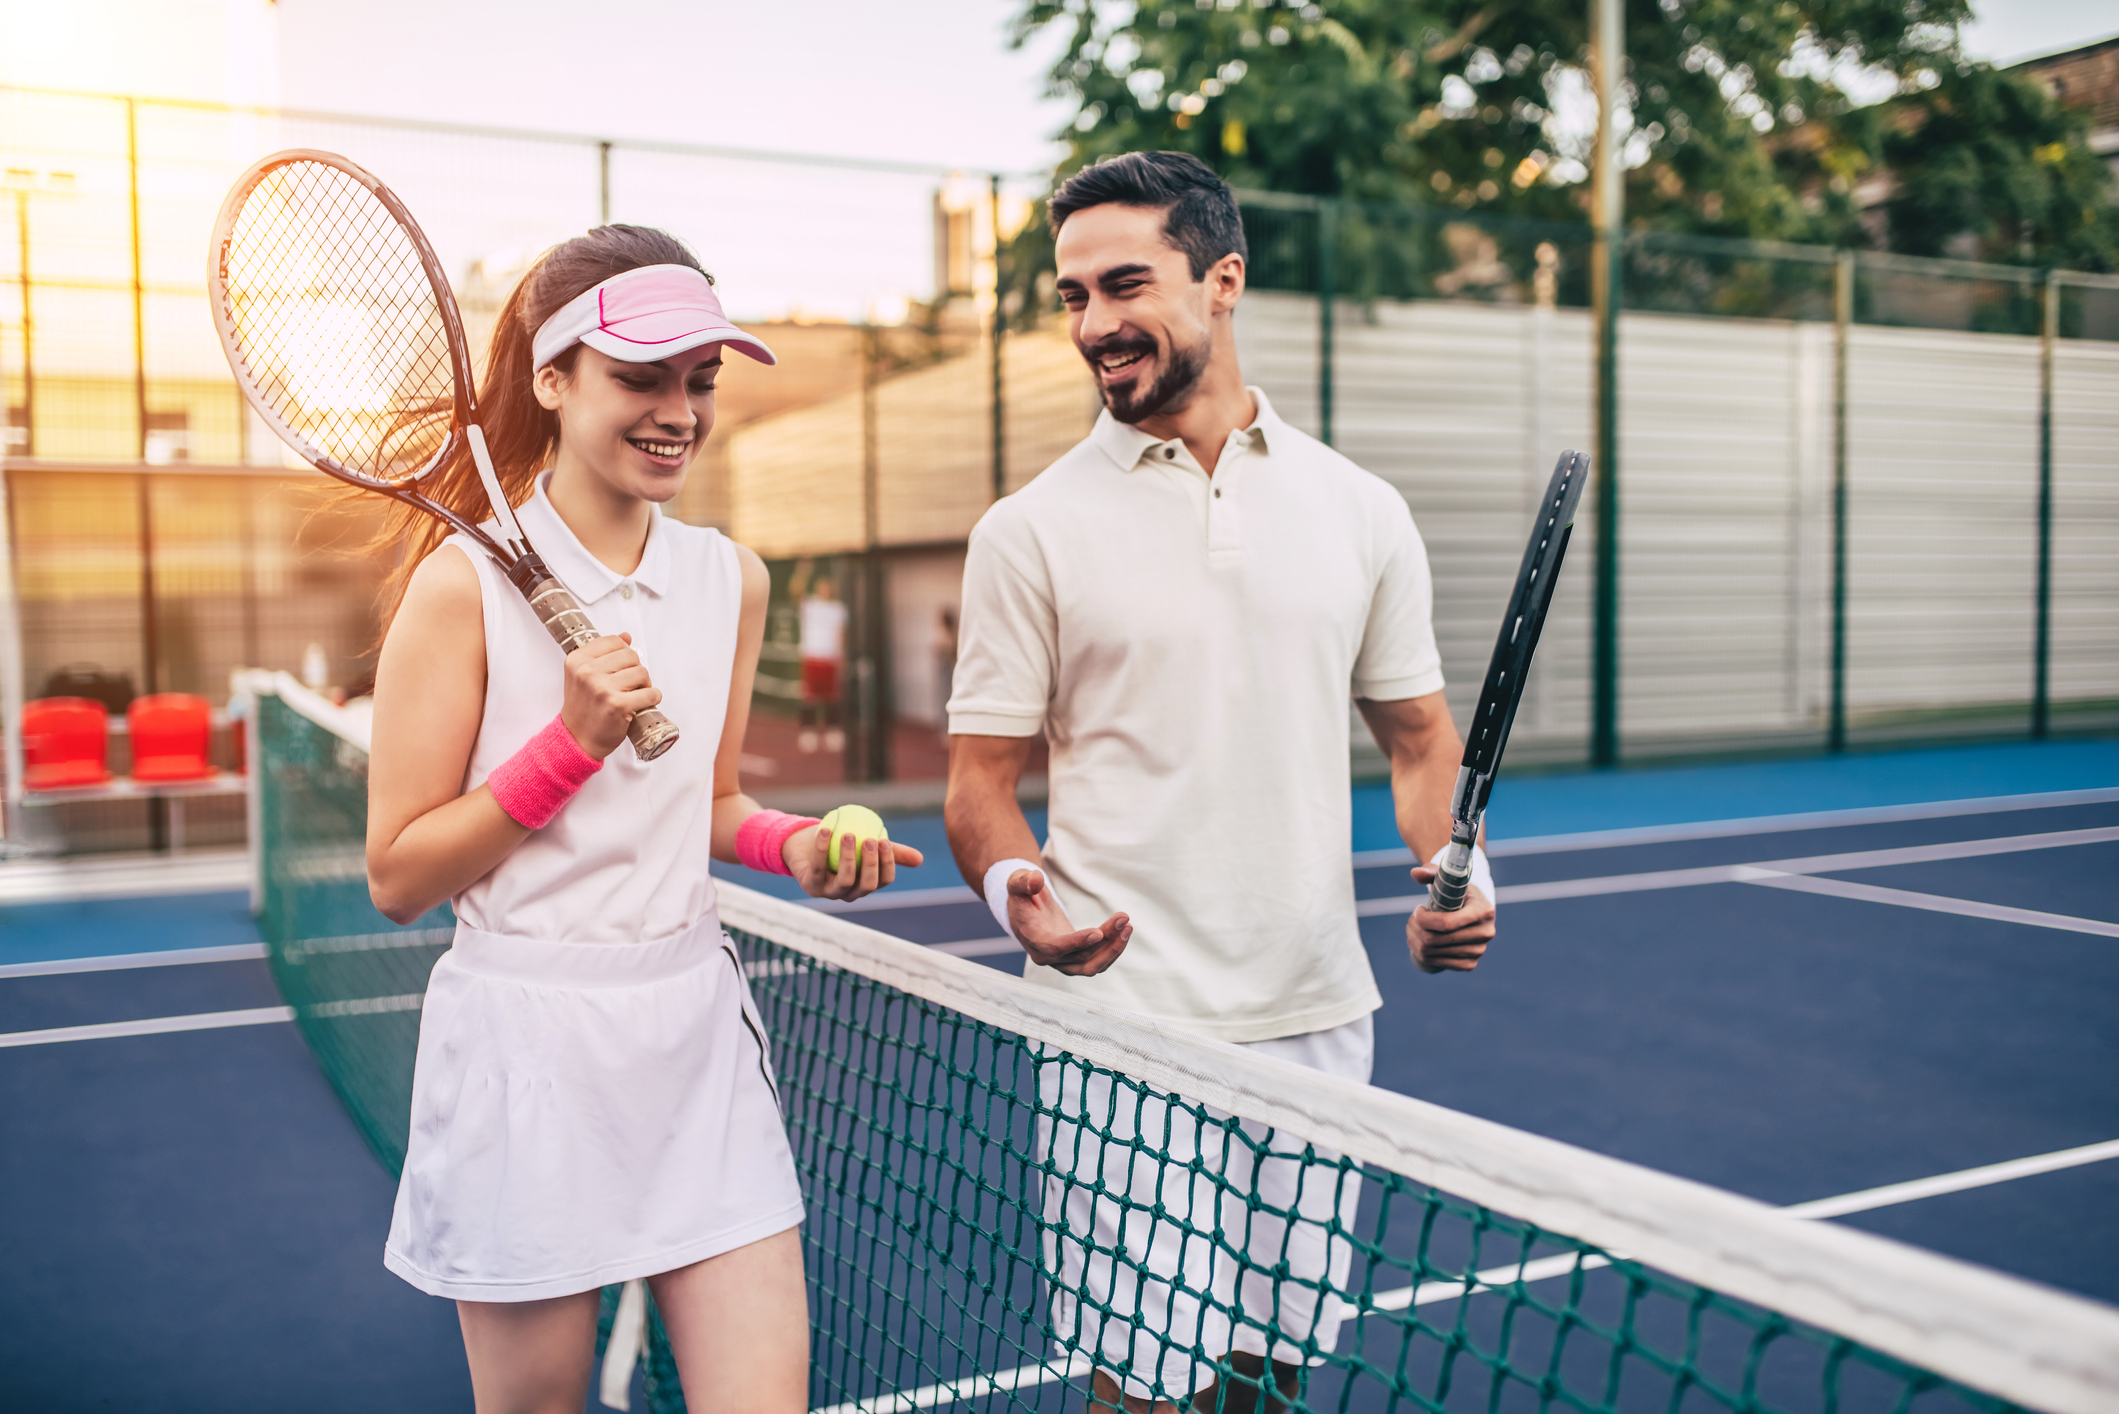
[1005,0,2114,271]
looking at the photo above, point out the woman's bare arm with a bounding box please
[365,544,663,923]
[366,546,523,924]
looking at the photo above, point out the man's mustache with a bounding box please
[1079,332,1158,364]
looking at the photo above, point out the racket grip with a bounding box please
[1429,838,1475,913]
[513,561,681,763]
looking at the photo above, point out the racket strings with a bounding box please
[220,161,458,484]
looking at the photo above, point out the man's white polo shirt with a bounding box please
[948,388,1444,1043]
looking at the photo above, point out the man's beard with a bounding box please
[1083,330,1209,425]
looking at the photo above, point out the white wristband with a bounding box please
[983,857,1041,939]
[1427,843,1495,906]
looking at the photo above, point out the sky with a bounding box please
[273,0,1076,178]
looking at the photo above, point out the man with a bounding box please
[944,152,1497,1413]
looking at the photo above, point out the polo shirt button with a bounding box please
[1214,488,1222,498]
[620,583,635,600]
[1164,446,1176,459]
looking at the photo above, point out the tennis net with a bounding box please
[246,672,2119,1414]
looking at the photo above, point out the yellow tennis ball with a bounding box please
[820,804,888,872]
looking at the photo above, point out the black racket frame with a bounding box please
[1430,450,1589,911]
[207,149,679,760]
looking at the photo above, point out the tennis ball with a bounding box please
[820,804,889,872]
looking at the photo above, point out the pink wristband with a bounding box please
[486,714,602,829]
[736,809,821,876]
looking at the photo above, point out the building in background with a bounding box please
[2012,34,2119,183]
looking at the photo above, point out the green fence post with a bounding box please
[1828,250,1852,753]
[2033,270,2057,739]
[1589,0,1623,768]
[990,172,1007,502]
[1317,198,1336,446]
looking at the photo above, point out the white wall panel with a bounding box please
[2051,339,2119,706]
[1845,326,2041,724]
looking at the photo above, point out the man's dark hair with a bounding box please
[1048,152,1248,280]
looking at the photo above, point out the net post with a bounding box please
[598,140,612,226]
[2033,268,2056,739]
[1829,250,1852,754]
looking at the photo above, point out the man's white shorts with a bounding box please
[1036,1014,1374,1402]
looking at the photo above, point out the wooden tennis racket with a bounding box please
[207,148,680,761]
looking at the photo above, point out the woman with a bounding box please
[363,225,918,1413]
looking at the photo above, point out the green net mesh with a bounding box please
[254,685,2082,1414]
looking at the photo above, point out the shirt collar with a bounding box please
[513,470,672,601]
[1088,385,1285,471]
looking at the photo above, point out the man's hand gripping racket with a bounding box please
[1429,451,1588,912]
[207,150,678,760]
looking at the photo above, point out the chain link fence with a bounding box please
[3,86,2115,851]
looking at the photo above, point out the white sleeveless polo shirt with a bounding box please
[383,473,804,1302]
[454,472,733,943]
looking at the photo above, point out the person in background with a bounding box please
[797,576,847,755]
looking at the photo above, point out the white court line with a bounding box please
[1350,784,2119,868]
[1377,1137,2119,1311]
[0,848,251,905]
[1747,875,2119,938]
[813,1138,2119,1412]
[927,937,1020,959]
[0,943,268,979]
[1355,825,2119,924]
[805,885,980,914]
[0,1005,293,1048]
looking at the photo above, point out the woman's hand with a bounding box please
[560,632,661,760]
[787,823,924,902]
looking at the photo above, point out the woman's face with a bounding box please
[535,343,721,504]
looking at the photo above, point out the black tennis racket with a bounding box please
[207,149,680,761]
[1430,450,1588,911]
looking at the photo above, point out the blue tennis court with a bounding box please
[3,738,2115,1411]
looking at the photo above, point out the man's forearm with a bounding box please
[1359,691,1476,861]
[1392,743,1462,862]
[943,735,1043,889]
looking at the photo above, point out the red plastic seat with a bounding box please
[128,693,217,783]
[22,697,113,790]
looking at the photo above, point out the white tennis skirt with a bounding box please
[383,913,804,1302]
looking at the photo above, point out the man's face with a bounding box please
[1053,203,1213,424]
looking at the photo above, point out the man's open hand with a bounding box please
[1005,867,1131,976]
[1406,864,1495,973]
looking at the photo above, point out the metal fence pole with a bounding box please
[2033,269,2057,739]
[990,172,1006,503]
[0,466,25,843]
[1828,250,1852,753]
[129,96,166,848]
[598,141,612,226]
[1589,0,1623,768]
[846,324,889,783]
[1317,199,1336,446]
[12,190,31,457]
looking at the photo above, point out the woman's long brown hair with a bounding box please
[371,224,708,630]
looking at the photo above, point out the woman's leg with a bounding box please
[650,1226,809,1414]
[457,1288,601,1414]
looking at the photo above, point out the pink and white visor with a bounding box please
[530,263,777,370]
